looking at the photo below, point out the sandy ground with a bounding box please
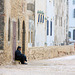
[0,55,75,75]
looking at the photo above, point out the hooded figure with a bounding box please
[15,46,27,64]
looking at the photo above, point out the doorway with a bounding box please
[22,21,25,54]
[12,21,16,60]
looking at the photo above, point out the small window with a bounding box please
[55,15,57,25]
[42,15,44,23]
[8,18,11,41]
[38,14,40,23]
[68,31,71,38]
[47,20,49,35]
[73,9,75,18]
[50,21,52,36]
[73,29,75,40]
[40,15,42,23]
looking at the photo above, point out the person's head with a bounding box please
[17,46,21,51]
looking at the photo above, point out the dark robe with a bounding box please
[15,50,27,64]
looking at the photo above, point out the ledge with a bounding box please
[0,50,4,53]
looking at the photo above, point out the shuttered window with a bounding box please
[68,31,71,38]
[73,30,75,40]
[38,14,40,23]
[43,15,44,23]
[40,15,42,23]
[73,9,75,18]
[50,21,52,36]
[47,20,49,35]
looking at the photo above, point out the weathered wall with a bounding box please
[35,0,47,47]
[54,0,69,45]
[0,0,4,50]
[27,45,75,60]
[0,0,28,65]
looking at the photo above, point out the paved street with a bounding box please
[0,55,75,75]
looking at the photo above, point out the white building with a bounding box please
[28,0,47,47]
[47,0,55,46]
[69,0,75,44]
[35,0,47,47]
[54,0,69,46]
[28,0,69,47]
[47,0,69,46]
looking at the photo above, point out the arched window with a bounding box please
[68,31,71,38]
[38,14,40,23]
[42,15,44,23]
[47,20,49,35]
[8,18,11,41]
[40,15,42,23]
[50,21,52,36]
[18,19,20,40]
[73,29,75,40]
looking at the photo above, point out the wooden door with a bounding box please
[12,21,16,60]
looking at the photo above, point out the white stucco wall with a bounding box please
[54,0,68,45]
[35,0,47,47]
[69,0,75,42]
[47,0,54,46]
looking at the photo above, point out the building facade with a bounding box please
[27,0,35,47]
[28,0,69,47]
[35,0,47,47]
[0,0,69,65]
[0,0,29,64]
[47,0,55,46]
[46,0,69,46]
[68,0,75,44]
[54,0,69,46]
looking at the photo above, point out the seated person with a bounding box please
[15,46,27,64]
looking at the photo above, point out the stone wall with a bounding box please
[0,0,4,12]
[0,0,28,65]
[27,45,75,60]
[0,0,4,50]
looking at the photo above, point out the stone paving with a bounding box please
[0,55,75,75]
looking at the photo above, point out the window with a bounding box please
[73,9,75,18]
[18,19,20,41]
[47,20,49,35]
[73,29,75,40]
[38,14,40,23]
[28,32,30,43]
[55,15,57,25]
[50,21,52,36]
[8,18,11,41]
[40,15,42,23]
[68,31,71,38]
[61,17,62,26]
[42,15,44,23]
[73,0,75,4]
[27,3,35,12]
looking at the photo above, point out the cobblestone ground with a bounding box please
[0,55,75,75]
